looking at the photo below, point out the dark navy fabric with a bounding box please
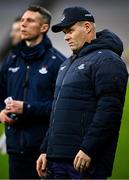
[41,30,128,177]
[0,35,66,153]
[45,161,107,179]
[9,152,40,179]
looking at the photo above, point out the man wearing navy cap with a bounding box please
[37,6,128,179]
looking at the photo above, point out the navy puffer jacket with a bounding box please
[41,30,128,176]
[0,35,66,153]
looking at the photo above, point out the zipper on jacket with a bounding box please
[20,64,30,151]
[23,65,30,100]
[52,65,71,124]
[51,55,77,134]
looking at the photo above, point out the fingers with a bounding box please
[80,160,87,173]
[77,159,86,173]
[5,115,13,122]
[73,150,91,173]
[36,154,47,177]
[74,156,86,173]
[0,110,14,125]
[4,116,15,125]
[42,156,47,171]
[86,161,90,168]
[37,157,44,177]
[5,100,13,109]
[6,101,15,112]
[5,103,13,112]
[73,155,78,169]
[5,100,23,114]
[74,156,82,171]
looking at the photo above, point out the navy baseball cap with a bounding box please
[52,6,95,33]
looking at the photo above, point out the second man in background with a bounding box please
[0,5,65,179]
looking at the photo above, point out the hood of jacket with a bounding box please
[77,29,123,57]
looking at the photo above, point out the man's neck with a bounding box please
[25,35,44,47]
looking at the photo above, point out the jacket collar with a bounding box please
[12,35,52,62]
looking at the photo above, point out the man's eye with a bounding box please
[28,19,34,22]
[69,30,73,33]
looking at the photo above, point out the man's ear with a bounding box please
[84,21,92,33]
[40,24,49,33]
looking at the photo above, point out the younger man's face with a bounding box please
[20,10,45,41]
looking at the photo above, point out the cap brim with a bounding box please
[51,21,76,33]
[52,16,95,33]
[51,24,66,33]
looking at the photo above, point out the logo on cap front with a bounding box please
[61,15,65,22]
[85,14,92,17]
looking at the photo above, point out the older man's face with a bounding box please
[63,22,88,53]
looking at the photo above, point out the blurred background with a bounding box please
[0,0,129,179]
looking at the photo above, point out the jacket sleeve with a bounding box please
[40,128,49,153]
[81,58,128,157]
[23,100,52,120]
[0,58,9,111]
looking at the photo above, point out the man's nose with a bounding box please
[21,20,27,27]
[64,33,70,41]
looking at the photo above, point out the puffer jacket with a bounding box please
[0,35,66,153]
[41,30,128,176]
